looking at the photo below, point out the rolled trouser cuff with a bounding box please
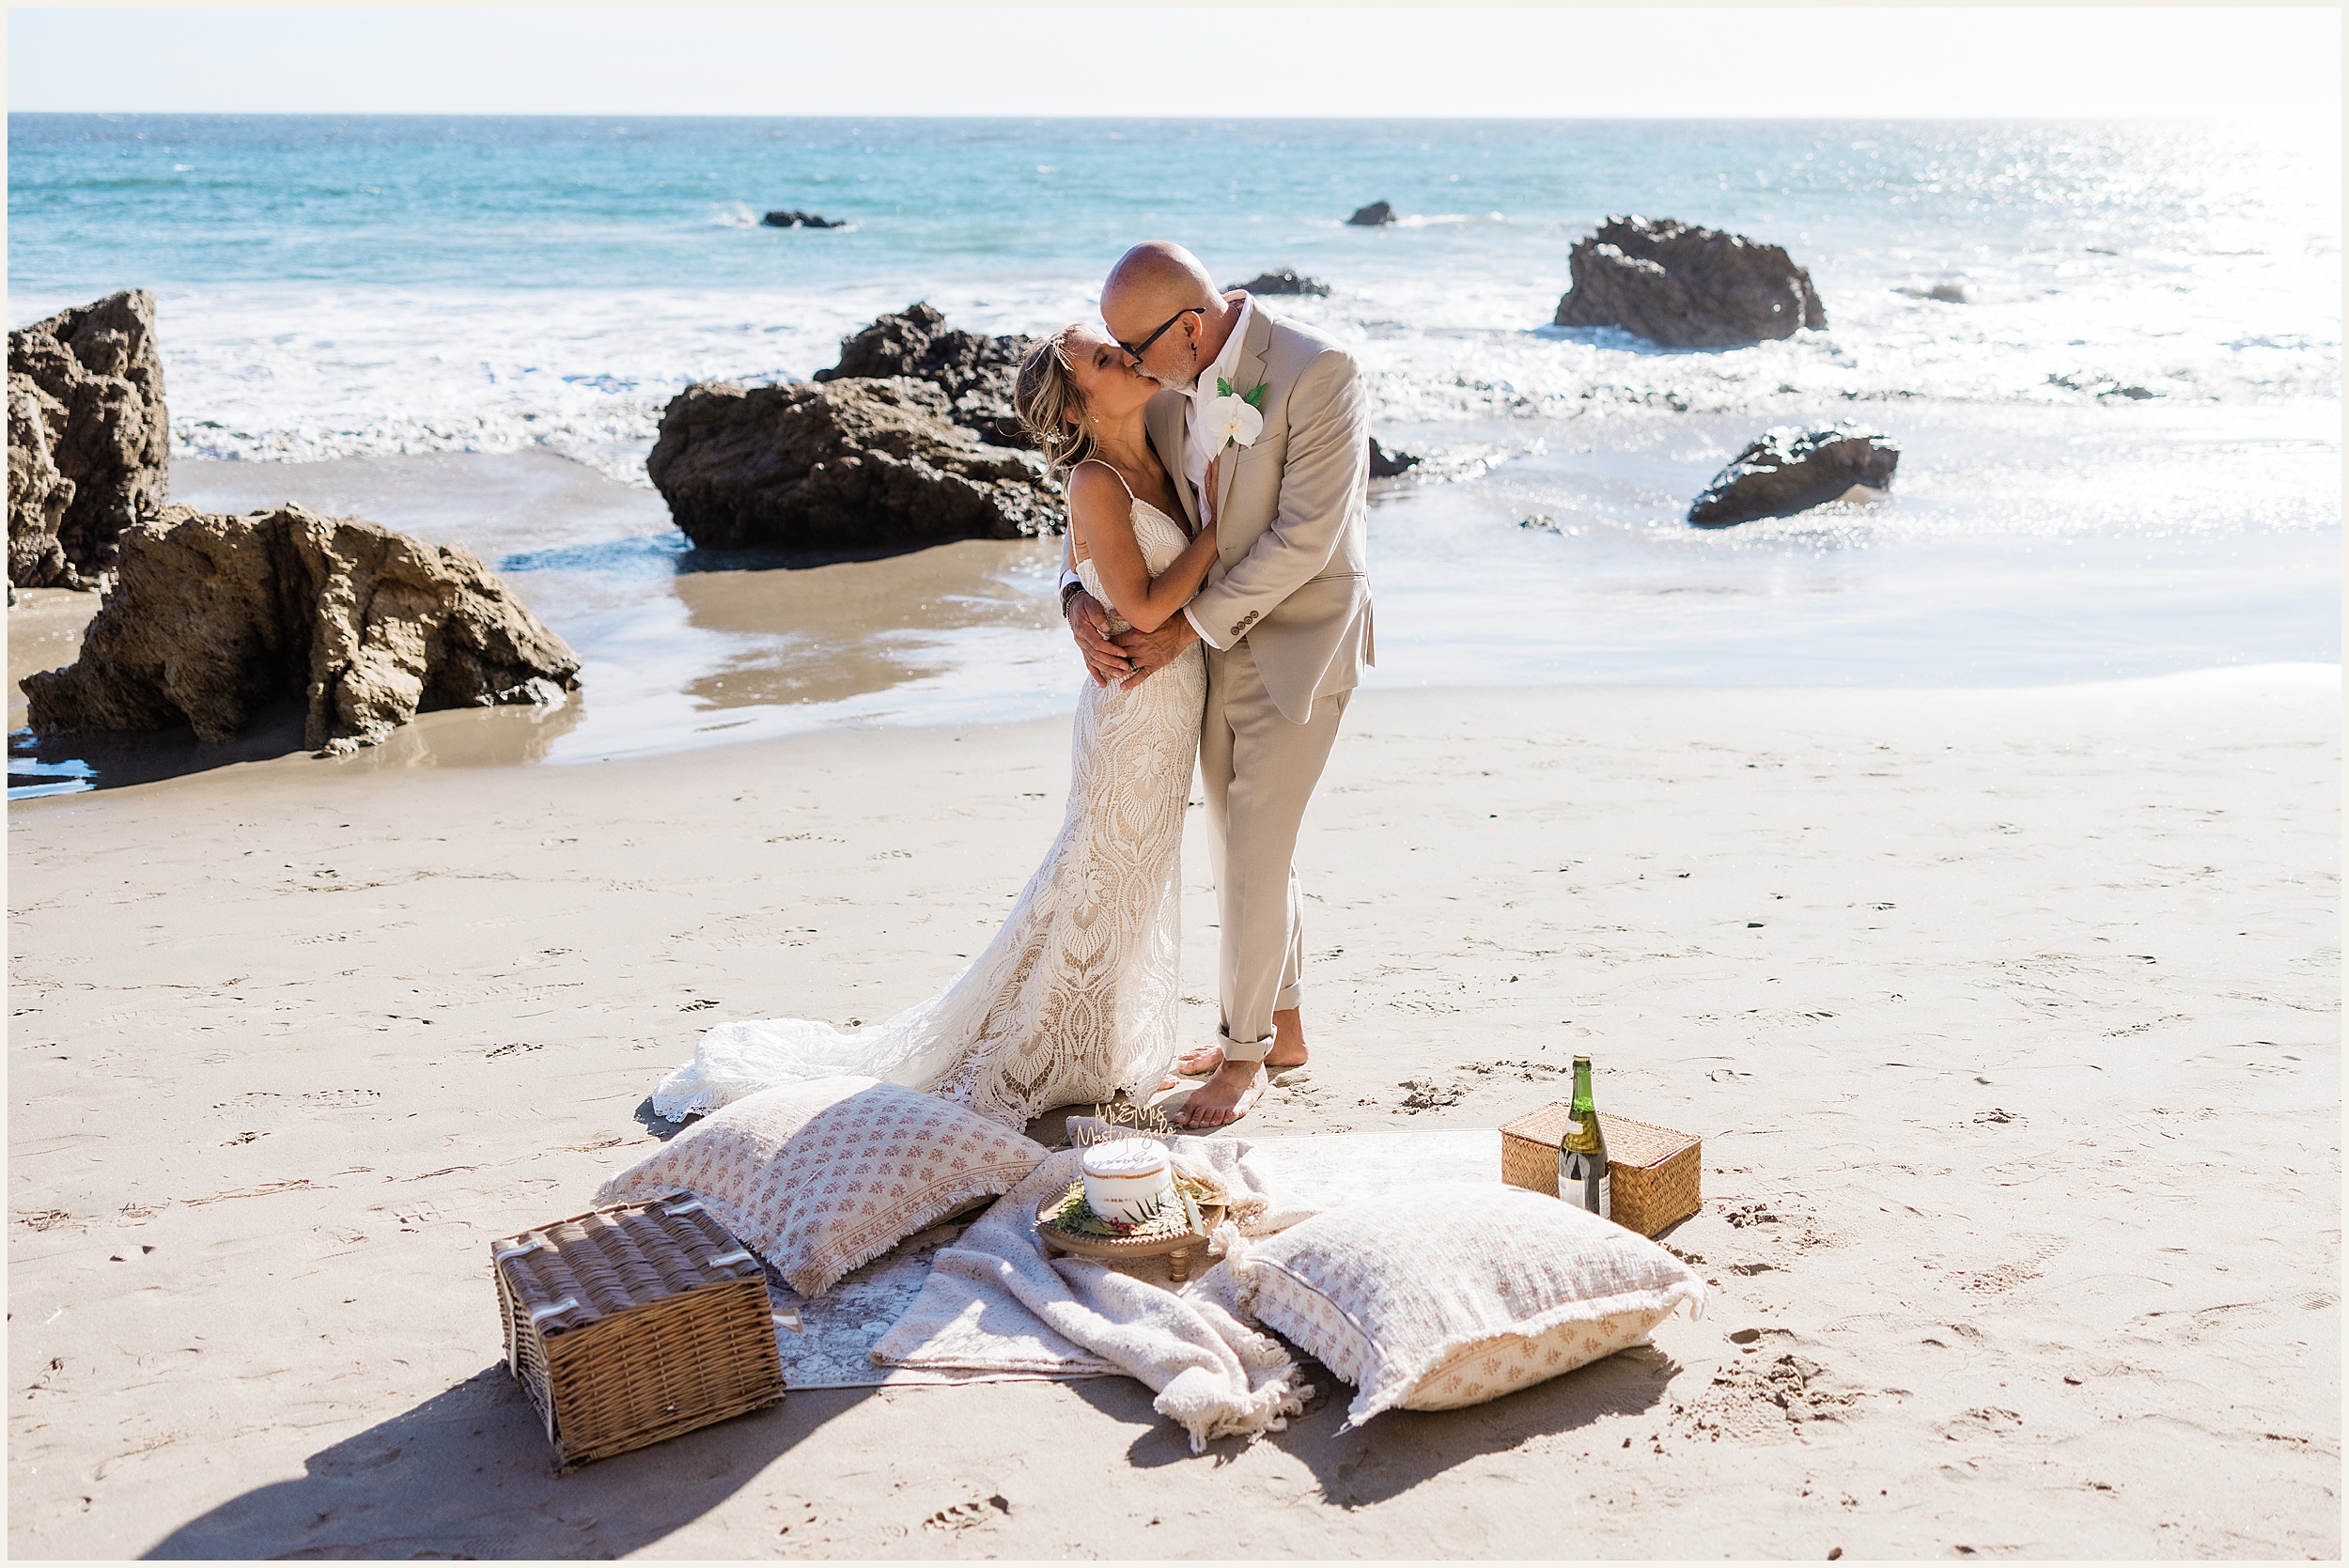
[1218,1031,1274,1065]
[1273,981,1303,1014]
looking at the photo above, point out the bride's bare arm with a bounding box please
[1067,464,1218,635]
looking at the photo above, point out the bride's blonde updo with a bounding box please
[1014,327,1096,476]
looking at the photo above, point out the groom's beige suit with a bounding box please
[1144,298,1374,1062]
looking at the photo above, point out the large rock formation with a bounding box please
[1346,202,1396,227]
[22,505,580,755]
[1229,269,1331,297]
[9,378,78,587]
[1687,425,1898,528]
[646,376,1059,551]
[816,303,1036,447]
[1556,216,1828,349]
[8,289,171,587]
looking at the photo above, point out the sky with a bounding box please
[5,6,2341,121]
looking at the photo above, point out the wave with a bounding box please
[10,251,2332,480]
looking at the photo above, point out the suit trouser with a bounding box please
[1199,637,1349,1064]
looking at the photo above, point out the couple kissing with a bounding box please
[651,241,1373,1135]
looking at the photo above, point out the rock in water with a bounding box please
[762,210,841,228]
[7,289,171,587]
[1687,425,1899,528]
[1228,269,1332,297]
[1346,201,1397,226]
[816,302,1038,447]
[1367,437,1421,478]
[1556,215,1828,349]
[646,377,1060,551]
[23,505,581,754]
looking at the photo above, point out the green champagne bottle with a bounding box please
[1557,1054,1611,1219]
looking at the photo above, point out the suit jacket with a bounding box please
[1146,299,1375,723]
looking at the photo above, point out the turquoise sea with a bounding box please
[8,115,2341,786]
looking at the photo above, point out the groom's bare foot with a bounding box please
[1172,1061,1267,1129]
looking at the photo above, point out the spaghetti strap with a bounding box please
[1070,458,1136,567]
[1073,456,1137,501]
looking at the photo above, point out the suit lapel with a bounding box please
[1144,392,1200,535]
[1213,306,1274,526]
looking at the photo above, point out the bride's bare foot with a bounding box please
[1174,1008,1311,1079]
[1172,1061,1267,1129]
[1172,1044,1225,1078]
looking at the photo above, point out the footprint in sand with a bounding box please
[1395,1079,1464,1112]
[922,1493,1010,1532]
[1948,1234,2071,1297]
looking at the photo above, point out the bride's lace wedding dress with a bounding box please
[651,498,1207,1129]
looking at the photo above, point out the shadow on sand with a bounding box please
[142,1365,873,1560]
[143,1338,1678,1553]
[1089,1339,1679,1506]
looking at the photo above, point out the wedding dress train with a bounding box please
[651,498,1207,1129]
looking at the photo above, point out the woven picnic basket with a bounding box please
[491,1196,786,1473]
[1500,1106,1703,1237]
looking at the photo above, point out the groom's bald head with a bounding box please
[1102,242,1218,323]
[1101,242,1236,389]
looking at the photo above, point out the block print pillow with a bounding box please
[595,1076,1046,1298]
[1222,1181,1704,1426]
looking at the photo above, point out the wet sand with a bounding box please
[21,396,2335,793]
[13,455,1067,788]
[7,666,2338,1558]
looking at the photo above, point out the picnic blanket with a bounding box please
[862,1127,1501,1449]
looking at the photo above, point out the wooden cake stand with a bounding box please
[1034,1181,1228,1282]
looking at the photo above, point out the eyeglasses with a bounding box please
[1116,305,1205,360]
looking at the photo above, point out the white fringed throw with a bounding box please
[871,1134,1318,1452]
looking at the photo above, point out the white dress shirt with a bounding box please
[1065,295,1254,644]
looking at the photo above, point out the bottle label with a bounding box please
[1559,1150,1610,1219]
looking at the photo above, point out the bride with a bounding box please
[648,324,1218,1130]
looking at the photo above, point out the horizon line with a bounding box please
[8,108,2290,123]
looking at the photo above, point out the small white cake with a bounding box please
[1081,1139,1175,1226]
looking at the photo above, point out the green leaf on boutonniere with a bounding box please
[1215,376,1235,397]
[1241,381,1268,409]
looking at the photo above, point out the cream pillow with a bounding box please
[594,1077,1045,1298]
[1221,1181,1704,1426]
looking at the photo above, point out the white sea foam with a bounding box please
[10,227,2335,486]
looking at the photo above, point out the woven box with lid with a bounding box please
[1500,1106,1703,1237]
[491,1196,786,1473]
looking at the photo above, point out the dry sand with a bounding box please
[7,657,2339,1558]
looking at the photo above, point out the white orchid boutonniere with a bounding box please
[1203,376,1268,451]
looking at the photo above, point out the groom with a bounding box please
[1060,241,1374,1128]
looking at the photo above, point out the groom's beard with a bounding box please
[1138,346,1198,392]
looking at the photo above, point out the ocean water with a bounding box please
[10,115,2341,461]
[7,115,2341,792]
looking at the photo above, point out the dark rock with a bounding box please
[1346,201,1397,227]
[1229,269,1331,297]
[816,302,1037,447]
[8,289,171,587]
[22,505,579,754]
[646,376,1059,551]
[1556,215,1828,349]
[9,376,79,588]
[1367,437,1421,478]
[2046,371,2155,400]
[761,210,841,228]
[1688,425,1898,528]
